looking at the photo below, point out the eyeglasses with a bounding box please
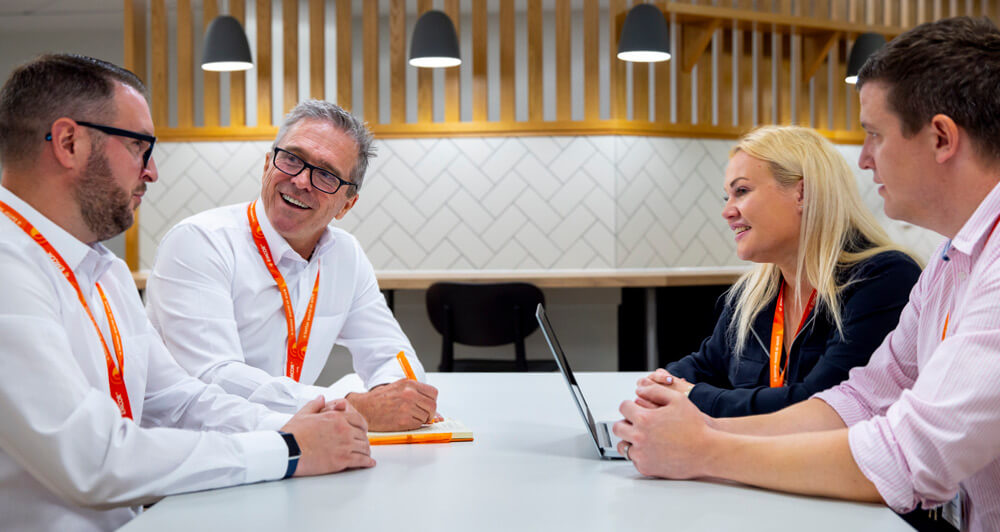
[271,147,357,195]
[46,120,157,168]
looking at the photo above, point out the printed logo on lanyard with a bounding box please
[247,202,320,382]
[0,200,133,418]
[769,283,817,388]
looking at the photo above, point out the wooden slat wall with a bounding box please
[129,0,998,143]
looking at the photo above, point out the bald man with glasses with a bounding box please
[146,99,438,432]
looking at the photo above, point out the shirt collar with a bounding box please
[252,198,336,265]
[949,180,1000,257]
[0,185,116,286]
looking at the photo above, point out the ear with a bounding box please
[262,151,272,177]
[795,180,804,212]
[334,193,359,220]
[47,118,88,170]
[929,113,960,165]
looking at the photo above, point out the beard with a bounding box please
[72,148,139,242]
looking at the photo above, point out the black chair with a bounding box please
[426,282,558,372]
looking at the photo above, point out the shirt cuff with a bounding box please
[232,431,288,484]
[847,418,920,513]
[257,412,293,431]
[813,385,872,427]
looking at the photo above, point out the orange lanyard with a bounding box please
[769,283,817,388]
[0,200,133,418]
[942,213,1000,340]
[247,202,320,382]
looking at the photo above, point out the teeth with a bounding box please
[281,194,309,209]
[735,227,750,234]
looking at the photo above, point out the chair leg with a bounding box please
[513,305,527,371]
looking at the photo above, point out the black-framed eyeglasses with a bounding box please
[46,120,157,168]
[271,147,357,195]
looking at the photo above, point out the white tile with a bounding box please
[415,207,461,251]
[449,138,495,166]
[382,138,426,168]
[517,188,561,231]
[580,150,616,195]
[553,239,596,269]
[481,173,528,218]
[548,137,592,179]
[618,204,656,251]
[446,154,494,200]
[549,172,592,218]
[447,224,492,268]
[347,205,394,249]
[481,207,529,252]
[380,225,424,269]
[413,140,460,183]
[378,190,428,233]
[515,223,560,268]
[671,141,707,183]
[446,188,493,234]
[364,240,395,270]
[585,222,616,264]
[192,143,231,172]
[413,172,461,218]
[522,136,562,165]
[550,209,595,252]
[418,239,462,269]
[378,155,424,201]
[484,239,529,269]
[480,139,528,182]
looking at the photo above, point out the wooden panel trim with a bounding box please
[609,0,626,120]
[151,0,168,128]
[123,0,146,272]
[282,0,298,114]
[444,0,461,122]
[801,30,838,83]
[417,0,433,123]
[256,0,272,126]
[583,0,599,121]
[555,0,571,121]
[472,0,488,122]
[527,0,543,122]
[230,0,247,127]
[309,0,325,100]
[336,0,352,111]
[390,0,407,123]
[665,3,906,37]
[682,19,721,74]
[364,0,379,123]
[177,0,194,128]
[499,0,515,122]
[203,0,220,127]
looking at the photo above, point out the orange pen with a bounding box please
[396,351,417,380]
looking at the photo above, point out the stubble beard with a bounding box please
[73,148,137,242]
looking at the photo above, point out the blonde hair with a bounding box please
[725,126,918,355]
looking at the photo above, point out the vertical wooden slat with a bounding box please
[528,0,543,122]
[309,0,325,100]
[917,0,929,23]
[901,0,911,26]
[697,32,713,124]
[584,0,600,121]
[123,0,146,272]
[777,33,791,125]
[444,0,461,122]
[758,28,772,125]
[609,0,627,120]
[884,0,895,26]
[555,0,571,121]
[390,0,407,123]
[203,0,220,127]
[655,1,669,124]
[833,38,847,131]
[151,0,168,128]
[500,0,515,122]
[739,27,753,126]
[177,0,194,128]
[472,0,488,122]
[816,50,831,130]
[257,0,272,125]
[282,0,297,114]
[719,25,733,127]
[678,16,693,124]
[417,0,434,122]
[364,0,379,122]
[336,0,352,111]
[230,0,247,127]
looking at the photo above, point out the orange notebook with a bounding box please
[368,417,473,445]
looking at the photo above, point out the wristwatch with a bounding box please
[278,431,301,479]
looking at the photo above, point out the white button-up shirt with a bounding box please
[146,200,424,414]
[0,187,290,532]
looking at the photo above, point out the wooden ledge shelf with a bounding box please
[132,267,749,292]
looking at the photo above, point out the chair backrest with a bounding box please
[425,282,544,347]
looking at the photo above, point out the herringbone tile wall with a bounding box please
[140,136,943,270]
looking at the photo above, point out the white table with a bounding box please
[121,373,911,532]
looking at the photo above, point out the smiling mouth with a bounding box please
[734,226,750,235]
[281,193,310,210]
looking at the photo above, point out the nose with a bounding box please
[721,197,738,221]
[290,169,312,190]
[143,157,159,183]
[858,140,874,171]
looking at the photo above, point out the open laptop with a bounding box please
[536,304,624,460]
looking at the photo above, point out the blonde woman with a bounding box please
[658,126,921,417]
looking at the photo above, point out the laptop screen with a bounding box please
[535,304,602,445]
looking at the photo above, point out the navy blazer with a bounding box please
[666,250,921,418]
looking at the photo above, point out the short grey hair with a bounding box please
[273,99,376,194]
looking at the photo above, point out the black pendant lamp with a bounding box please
[409,10,461,68]
[617,3,671,63]
[202,15,254,72]
[845,32,886,84]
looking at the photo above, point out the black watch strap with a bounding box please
[278,431,301,479]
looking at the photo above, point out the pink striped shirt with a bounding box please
[815,181,1000,532]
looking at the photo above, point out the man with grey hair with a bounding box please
[147,99,438,432]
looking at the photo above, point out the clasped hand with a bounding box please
[346,378,439,431]
[280,396,375,477]
[611,369,717,479]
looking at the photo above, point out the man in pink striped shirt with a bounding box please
[613,16,1000,532]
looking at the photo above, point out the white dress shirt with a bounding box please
[0,187,291,532]
[146,200,425,414]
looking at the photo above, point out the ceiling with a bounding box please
[0,0,124,31]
